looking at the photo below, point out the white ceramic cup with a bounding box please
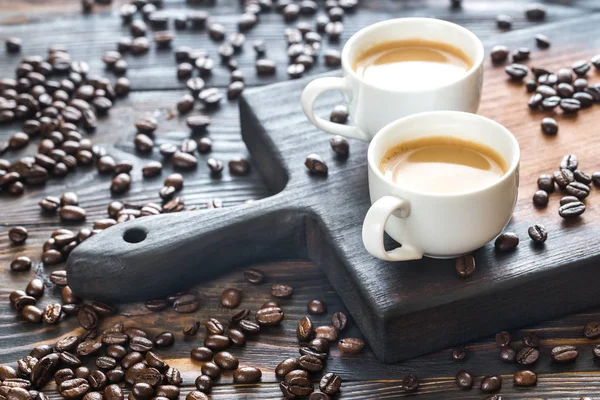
[301,18,485,141]
[362,111,520,261]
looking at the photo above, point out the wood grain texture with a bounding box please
[3,0,600,398]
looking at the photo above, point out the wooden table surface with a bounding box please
[2,0,600,399]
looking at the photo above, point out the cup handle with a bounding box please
[362,195,423,261]
[301,76,370,141]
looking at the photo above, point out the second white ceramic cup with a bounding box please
[362,111,520,261]
[301,18,485,141]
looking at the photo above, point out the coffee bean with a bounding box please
[130,336,153,352]
[204,334,231,350]
[535,33,551,48]
[551,345,578,363]
[494,232,519,252]
[186,391,208,400]
[106,345,127,360]
[452,347,467,361]
[59,378,90,399]
[56,335,80,353]
[22,304,43,323]
[319,373,341,395]
[224,329,244,346]
[202,318,223,335]
[331,311,348,331]
[228,157,250,176]
[560,196,579,206]
[532,190,549,207]
[490,45,509,63]
[512,47,530,62]
[189,346,213,363]
[173,294,199,313]
[134,134,154,153]
[60,205,86,221]
[338,338,364,354]
[221,288,242,308]
[308,338,329,355]
[542,95,561,110]
[276,358,299,378]
[305,153,328,175]
[525,79,537,93]
[214,351,239,370]
[505,63,528,80]
[183,321,200,336]
[8,226,28,244]
[554,169,574,188]
[150,332,173,349]
[230,308,250,323]
[455,253,476,278]
[39,196,61,212]
[560,98,581,113]
[172,151,197,169]
[537,84,557,98]
[557,82,574,98]
[514,370,537,387]
[573,60,591,76]
[455,370,473,390]
[499,346,516,362]
[560,201,586,218]
[95,356,116,370]
[565,181,590,199]
[239,319,261,334]
[256,59,276,75]
[134,367,162,387]
[496,14,512,29]
[526,224,548,244]
[11,256,32,272]
[299,347,327,361]
[298,354,323,372]
[256,307,284,326]
[304,300,326,315]
[42,304,62,324]
[110,173,131,194]
[30,353,59,389]
[242,269,264,285]
[14,295,37,311]
[200,362,220,379]
[480,375,502,393]
[402,374,419,393]
[528,93,543,109]
[583,321,600,339]
[271,283,294,298]
[145,299,168,312]
[231,366,261,384]
[207,157,224,174]
[525,3,546,20]
[516,346,539,365]
[540,117,558,135]
[297,316,314,341]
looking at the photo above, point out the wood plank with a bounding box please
[0,0,587,90]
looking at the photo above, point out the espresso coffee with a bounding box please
[379,136,507,194]
[353,39,473,90]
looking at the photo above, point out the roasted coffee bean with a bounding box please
[0,365,17,380]
[528,93,543,109]
[542,95,561,110]
[256,307,284,326]
[496,14,512,29]
[490,45,509,63]
[514,370,537,387]
[110,173,131,194]
[130,336,153,352]
[228,157,250,176]
[255,59,277,75]
[77,306,98,330]
[297,316,314,341]
[573,60,591,76]
[42,304,62,324]
[525,79,537,93]
[200,362,220,379]
[573,91,594,108]
[150,332,174,349]
[455,254,475,278]
[59,378,90,399]
[402,374,419,393]
[535,33,551,48]
[319,373,341,395]
[455,370,473,390]
[537,84,556,98]
[75,340,101,356]
[11,256,32,272]
[214,351,239,370]
[584,321,600,338]
[298,354,323,372]
[189,347,214,364]
[557,82,574,98]
[307,300,327,315]
[59,352,81,368]
[14,295,37,310]
[103,332,128,346]
[173,294,199,313]
[230,366,261,384]
[494,232,519,252]
[308,338,329,354]
[134,134,154,154]
[299,347,327,361]
[230,308,251,323]
[204,334,231,351]
[239,319,260,334]
[328,136,350,159]
[103,384,123,400]
[221,288,242,308]
[516,346,539,365]
[183,321,200,336]
[541,117,558,135]
[452,347,467,361]
[525,3,546,20]
[243,269,264,284]
[593,171,600,187]
[56,335,80,353]
[134,367,162,387]
[8,226,28,244]
[39,196,61,212]
[30,345,52,360]
[276,358,299,378]
[565,181,590,199]
[523,332,541,348]
[22,305,43,323]
[499,346,516,362]
[89,370,109,391]
[594,344,600,359]
[505,63,528,80]
[201,318,223,335]
[186,391,209,400]
[551,345,578,363]
[480,375,502,393]
[271,283,294,298]
[554,169,575,188]
[533,190,549,207]
[527,224,548,244]
[338,338,364,354]
[105,345,127,361]
[304,154,328,175]
[512,47,530,62]
[62,303,82,317]
[560,98,581,113]
[172,151,197,169]
[192,375,213,394]
[30,353,59,389]
[560,195,579,206]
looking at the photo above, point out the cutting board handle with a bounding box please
[67,199,307,303]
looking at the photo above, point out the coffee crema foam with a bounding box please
[379,136,507,194]
[353,39,473,90]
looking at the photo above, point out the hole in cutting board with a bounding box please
[123,227,147,243]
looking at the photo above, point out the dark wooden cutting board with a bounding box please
[69,14,600,363]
